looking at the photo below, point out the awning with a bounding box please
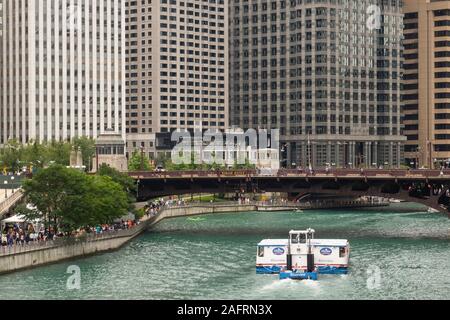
[2,214,40,224]
[2,214,27,223]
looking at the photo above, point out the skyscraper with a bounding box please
[125,0,229,158]
[403,0,450,169]
[0,0,126,145]
[229,0,405,168]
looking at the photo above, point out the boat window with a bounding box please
[339,247,346,258]
[299,233,306,244]
[290,234,298,244]
[258,246,264,257]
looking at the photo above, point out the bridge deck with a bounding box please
[129,169,450,180]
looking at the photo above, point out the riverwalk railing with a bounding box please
[0,217,151,257]
[130,169,450,179]
[160,198,389,209]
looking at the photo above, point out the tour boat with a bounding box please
[256,229,350,277]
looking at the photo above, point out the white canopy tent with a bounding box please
[2,214,28,224]
[1,211,41,232]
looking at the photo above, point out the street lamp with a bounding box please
[136,179,141,200]
[10,176,15,193]
[4,181,7,199]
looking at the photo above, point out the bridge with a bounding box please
[0,175,25,217]
[130,169,450,217]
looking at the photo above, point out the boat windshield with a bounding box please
[290,233,307,244]
[339,247,346,257]
[299,233,306,243]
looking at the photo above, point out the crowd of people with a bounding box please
[144,198,185,217]
[1,224,62,248]
[2,197,181,251]
[1,218,141,251]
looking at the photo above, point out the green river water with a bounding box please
[1,203,449,300]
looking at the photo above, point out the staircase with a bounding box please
[0,190,24,217]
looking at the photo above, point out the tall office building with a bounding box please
[230,0,405,168]
[403,0,450,169]
[0,0,126,145]
[125,0,229,158]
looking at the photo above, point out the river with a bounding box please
[0,203,449,300]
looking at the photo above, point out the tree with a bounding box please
[47,141,72,166]
[22,140,48,169]
[73,137,95,171]
[0,140,23,173]
[128,150,152,171]
[19,165,129,233]
[97,164,137,212]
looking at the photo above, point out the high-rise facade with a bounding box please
[0,0,126,145]
[403,0,450,169]
[125,0,229,158]
[230,0,405,168]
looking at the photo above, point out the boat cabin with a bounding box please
[256,228,350,275]
[256,239,288,274]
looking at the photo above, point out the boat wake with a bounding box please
[260,277,321,291]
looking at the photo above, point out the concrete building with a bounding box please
[229,0,406,168]
[403,0,450,169]
[0,0,126,145]
[125,0,229,159]
[93,130,128,172]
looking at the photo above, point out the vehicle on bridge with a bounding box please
[256,229,350,279]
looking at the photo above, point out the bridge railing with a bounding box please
[0,190,24,217]
[130,169,450,179]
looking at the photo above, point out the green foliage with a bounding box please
[128,150,153,171]
[0,140,23,172]
[46,141,72,166]
[19,165,129,233]
[134,208,146,219]
[72,137,96,171]
[97,164,136,193]
[161,152,229,171]
[97,164,137,212]
[233,159,256,170]
[0,138,94,173]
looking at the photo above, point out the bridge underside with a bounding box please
[137,177,450,216]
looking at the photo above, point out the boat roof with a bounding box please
[311,239,348,247]
[258,239,289,246]
[257,239,348,247]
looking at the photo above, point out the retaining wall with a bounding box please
[0,220,149,274]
